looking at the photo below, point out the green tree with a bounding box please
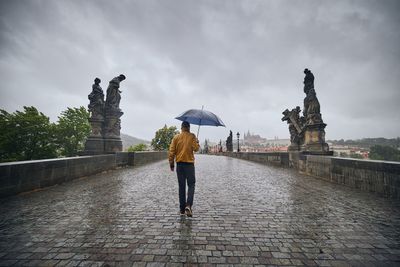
[369,145,400,162]
[55,107,90,157]
[151,125,179,151]
[0,106,57,162]
[127,143,147,152]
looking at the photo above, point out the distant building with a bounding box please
[241,130,290,152]
[243,130,266,145]
[329,143,369,159]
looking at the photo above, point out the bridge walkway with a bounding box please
[0,155,399,266]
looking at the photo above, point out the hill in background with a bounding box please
[121,133,150,150]
[328,137,400,149]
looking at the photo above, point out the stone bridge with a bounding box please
[0,155,399,266]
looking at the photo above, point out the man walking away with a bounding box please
[169,121,200,217]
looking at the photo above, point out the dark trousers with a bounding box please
[176,162,196,212]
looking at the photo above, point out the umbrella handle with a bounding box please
[197,125,201,139]
[196,105,204,139]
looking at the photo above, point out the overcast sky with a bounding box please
[0,0,399,142]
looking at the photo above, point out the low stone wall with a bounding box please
[222,152,289,167]
[222,152,400,199]
[305,155,400,199]
[0,151,167,198]
[129,151,168,166]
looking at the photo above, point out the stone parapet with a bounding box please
[222,152,289,167]
[0,151,167,198]
[130,151,168,166]
[306,155,400,199]
[222,152,400,199]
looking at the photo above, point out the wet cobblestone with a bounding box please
[0,155,399,266]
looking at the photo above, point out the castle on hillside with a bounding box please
[243,130,267,145]
[240,131,290,152]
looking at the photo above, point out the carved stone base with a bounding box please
[103,112,122,139]
[302,142,330,153]
[83,137,105,154]
[301,123,331,153]
[88,118,104,137]
[104,138,123,153]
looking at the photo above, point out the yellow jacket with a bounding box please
[169,130,200,164]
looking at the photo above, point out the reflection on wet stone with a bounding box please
[0,155,399,266]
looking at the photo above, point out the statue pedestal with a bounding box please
[104,138,122,153]
[84,118,104,154]
[83,137,105,155]
[103,111,123,153]
[301,123,330,153]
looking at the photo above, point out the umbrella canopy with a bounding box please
[175,109,225,127]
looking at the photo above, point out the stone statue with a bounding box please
[88,78,104,120]
[303,69,323,125]
[303,68,314,94]
[106,74,126,112]
[226,130,233,152]
[84,77,106,153]
[304,88,322,125]
[281,106,303,149]
[281,69,330,153]
[104,74,126,140]
[84,74,126,154]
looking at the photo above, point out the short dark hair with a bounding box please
[181,121,190,128]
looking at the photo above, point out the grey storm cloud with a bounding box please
[0,0,399,141]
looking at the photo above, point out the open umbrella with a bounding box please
[175,106,225,137]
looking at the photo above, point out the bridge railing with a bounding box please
[221,151,289,167]
[0,151,167,198]
[304,155,400,199]
[220,151,400,199]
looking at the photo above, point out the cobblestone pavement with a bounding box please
[1,155,400,267]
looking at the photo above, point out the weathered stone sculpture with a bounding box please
[103,74,126,152]
[105,75,125,112]
[84,78,105,153]
[84,74,126,154]
[282,106,303,151]
[282,69,330,154]
[226,130,233,152]
[88,78,105,120]
[303,69,323,125]
[303,68,314,93]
